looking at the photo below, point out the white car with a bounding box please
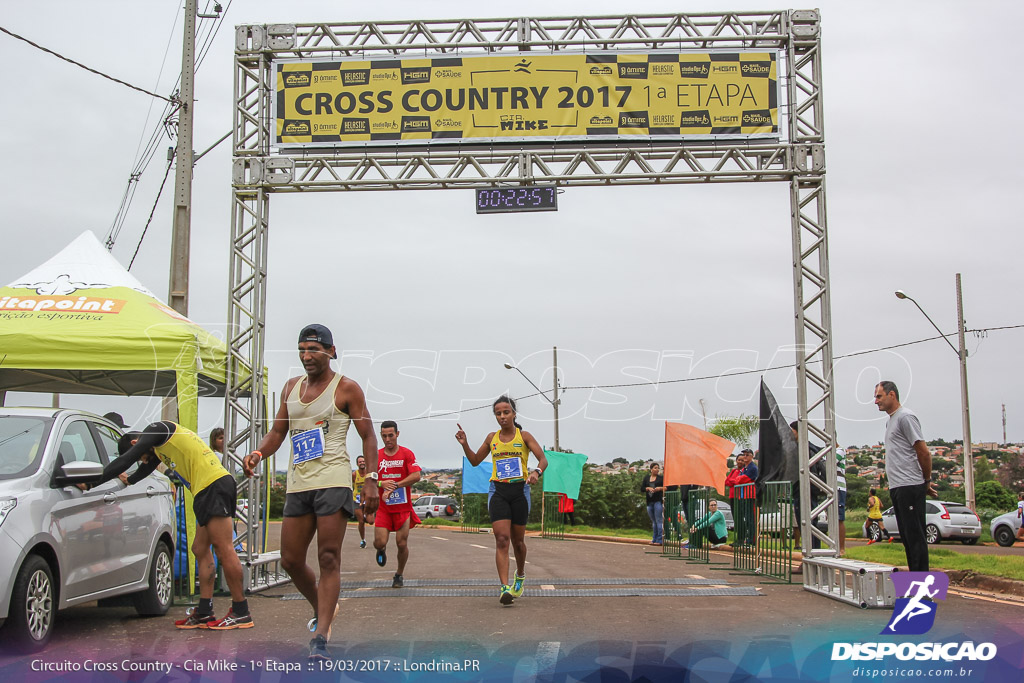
[989,510,1021,547]
[880,500,981,545]
[412,495,459,520]
[0,407,175,652]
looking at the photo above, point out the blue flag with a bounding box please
[461,457,491,494]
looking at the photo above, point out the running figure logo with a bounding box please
[883,571,949,635]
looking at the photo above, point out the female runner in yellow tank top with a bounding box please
[456,396,547,605]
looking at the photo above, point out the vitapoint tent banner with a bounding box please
[274,51,778,146]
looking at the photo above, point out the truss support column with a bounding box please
[226,35,274,574]
[787,8,838,558]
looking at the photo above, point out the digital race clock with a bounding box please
[475,186,558,214]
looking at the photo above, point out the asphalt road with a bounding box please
[1,520,1021,681]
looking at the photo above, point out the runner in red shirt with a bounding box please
[374,420,422,588]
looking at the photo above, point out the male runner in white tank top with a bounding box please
[243,324,379,660]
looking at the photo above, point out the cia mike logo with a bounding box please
[883,571,949,635]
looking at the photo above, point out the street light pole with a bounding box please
[894,276,975,511]
[505,350,562,535]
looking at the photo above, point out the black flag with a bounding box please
[756,379,799,503]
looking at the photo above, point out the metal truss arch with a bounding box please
[226,9,841,590]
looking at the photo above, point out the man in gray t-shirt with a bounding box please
[875,380,937,571]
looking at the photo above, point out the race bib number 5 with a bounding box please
[291,427,325,465]
[495,456,524,480]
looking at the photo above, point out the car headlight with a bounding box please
[0,498,15,528]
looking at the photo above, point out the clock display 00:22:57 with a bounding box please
[475,186,558,214]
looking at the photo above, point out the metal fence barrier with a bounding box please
[542,492,566,540]
[685,487,711,563]
[459,493,488,533]
[753,481,793,582]
[662,489,684,558]
[732,483,757,572]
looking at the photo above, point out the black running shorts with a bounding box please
[192,474,237,527]
[488,480,530,526]
[283,486,355,518]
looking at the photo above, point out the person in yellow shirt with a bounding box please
[352,455,374,548]
[101,421,252,630]
[865,488,892,544]
[456,396,547,606]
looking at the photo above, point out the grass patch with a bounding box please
[846,545,1024,581]
[555,525,652,539]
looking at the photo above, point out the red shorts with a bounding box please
[374,506,420,532]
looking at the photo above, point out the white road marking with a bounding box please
[431,536,448,541]
[470,544,489,549]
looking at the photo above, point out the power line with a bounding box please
[128,159,175,271]
[0,25,174,103]
[403,324,1024,420]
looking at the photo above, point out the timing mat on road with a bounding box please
[334,577,735,589]
[281,577,761,599]
[284,587,760,599]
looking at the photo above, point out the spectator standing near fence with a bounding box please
[641,463,665,545]
[725,449,757,546]
[874,380,936,572]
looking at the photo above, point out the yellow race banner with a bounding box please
[274,51,778,146]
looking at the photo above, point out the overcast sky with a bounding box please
[2,1,1022,469]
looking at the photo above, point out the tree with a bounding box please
[854,454,874,468]
[707,414,759,449]
[612,457,628,465]
[974,456,995,484]
[974,480,1015,511]
[413,480,439,494]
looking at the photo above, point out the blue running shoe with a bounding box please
[376,548,387,567]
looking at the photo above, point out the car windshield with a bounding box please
[0,415,54,480]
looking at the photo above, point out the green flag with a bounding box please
[542,451,588,498]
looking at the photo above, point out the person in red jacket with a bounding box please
[725,449,758,546]
[557,493,575,526]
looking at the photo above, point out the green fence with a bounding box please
[542,493,566,540]
[732,483,757,572]
[459,493,488,533]
[752,481,793,582]
[662,489,685,558]
[685,487,711,563]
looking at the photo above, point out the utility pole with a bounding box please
[1002,404,1007,444]
[956,273,975,512]
[553,346,560,452]
[167,0,196,318]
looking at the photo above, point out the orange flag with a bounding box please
[663,422,735,495]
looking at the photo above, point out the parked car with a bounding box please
[989,510,1022,548]
[412,495,459,520]
[0,407,176,652]
[879,500,981,545]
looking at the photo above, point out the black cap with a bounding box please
[298,324,337,359]
[117,431,143,455]
[103,412,131,430]
[741,448,753,454]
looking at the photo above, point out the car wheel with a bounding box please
[925,524,940,545]
[425,512,432,518]
[445,505,455,516]
[133,541,172,616]
[3,554,55,652]
[960,538,978,546]
[993,525,1015,548]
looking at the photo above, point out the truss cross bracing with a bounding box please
[226,9,840,589]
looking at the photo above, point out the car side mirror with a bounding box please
[54,461,105,488]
